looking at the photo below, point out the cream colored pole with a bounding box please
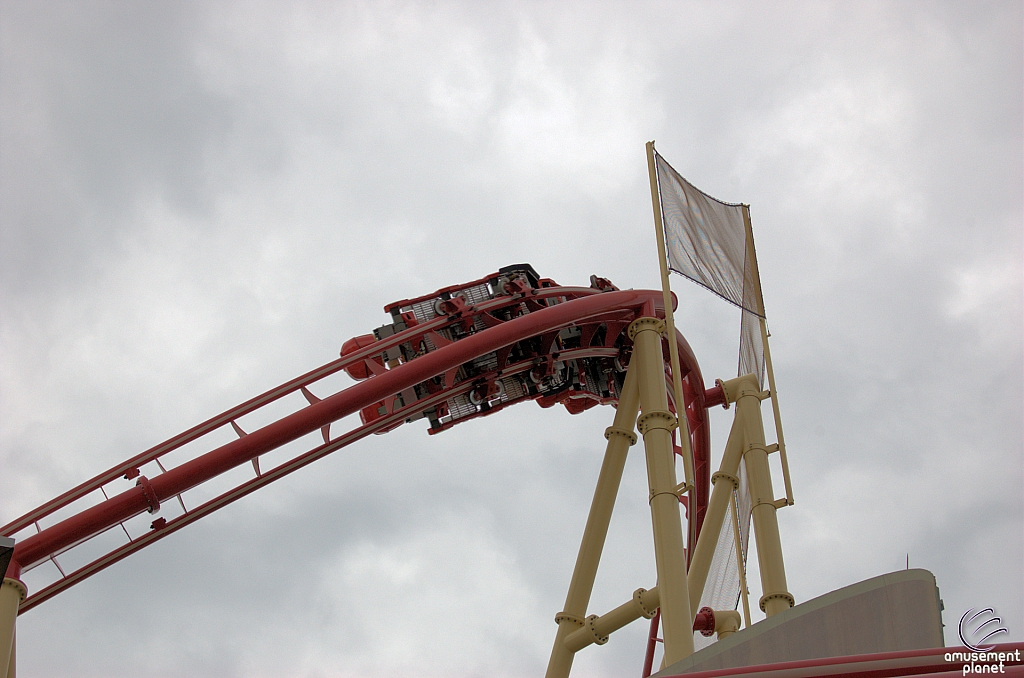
[686,410,744,609]
[725,375,794,617]
[630,317,694,664]
[544,362,641,678]
[564,586,661,652]
[731,490,753,628]
[740,205,791,508]
[759,316,793,505]
[645,141,695,498]
[0,578,26,678]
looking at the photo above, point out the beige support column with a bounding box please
[723,374,794,617]
[544,361,641,678]
[686,412,745,610]
[629,317,694,665]
[0,578,26,678]
[645,141,695,496]
[564,586,660,652]
[714,610,742,639]
[731,490,753,628]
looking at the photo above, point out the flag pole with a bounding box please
[741,205,793,506]
[645,141,695,501]
[730,491,752,628]
[759,316,793,505]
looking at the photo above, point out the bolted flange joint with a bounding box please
[742,443,772,458]
[694,606,717,637]
[604,426,638,446]
[711,471,739,489]
[716,374,765,406]
[752,496,788,511]
[627,317,665,340]
[637,411,677,435]
[554,612,586,628]
[759,591,795,612]
[633,587,658,619]
[583,614,609,646]
[136,475,161,514]
[2,577,27,603]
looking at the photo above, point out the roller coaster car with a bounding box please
[2,262,712,620]
[340,264,628,434]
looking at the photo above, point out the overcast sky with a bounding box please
[1,2,1021,677]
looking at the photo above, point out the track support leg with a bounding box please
[0,578,25,678]
[630,317,694,666]
[686,411,744,611]
[544,359,641,678]
[719,374,794,617]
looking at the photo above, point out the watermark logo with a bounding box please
[945,607,1016,675]
[960,608,1009,652]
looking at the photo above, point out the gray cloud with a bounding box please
[1,2,1021,676]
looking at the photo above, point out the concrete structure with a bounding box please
[656,569,944,676]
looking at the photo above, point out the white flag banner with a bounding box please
[650,147,788,645]
[655,152,764,319]
[739,307,765,388]
[654,150,766,386]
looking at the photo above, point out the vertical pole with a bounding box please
[544,361,641,678]
[759,317,793,505]
[740,205,792,508]
[629,317,694,665]
[641,609,661,678]
[686,411,744,609]
[732,375,793,618]
[646,141,695,500]
[730,491,752,628]
[0,578,26,678]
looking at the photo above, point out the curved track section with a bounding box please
[2,267,713,613]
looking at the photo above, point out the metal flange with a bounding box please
[583,614,609,645]
[627,317,665,340]
[1,578,26,603]
[637,411,677,435]
[633,587,658,619]
[554,612,585,628]
[604,426,638,446]
[711,471,739,489]
[758,591,795,612]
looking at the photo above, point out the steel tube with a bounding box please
[544,362,640,678]
[686,412,745,611]
[12,289,699,574]
[732,375,793,617]
[0,579,25,678]
[631,318,694,664]
[564,587,660,653]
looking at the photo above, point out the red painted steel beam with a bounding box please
[1,285,601,538]
[12,288,704,575]
[15,344,627,613]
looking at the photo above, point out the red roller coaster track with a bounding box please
[2,265,716,617]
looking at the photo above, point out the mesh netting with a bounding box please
[654,150,766,387]
[692,483,752,651]
[693,490,740,651]
[739,308,765,388]
[737,460,752,574]
[653,149,763,651]
[655,152,763,319]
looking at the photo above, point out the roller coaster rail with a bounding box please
[1,264,717,621]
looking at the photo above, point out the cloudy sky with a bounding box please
[1,2,1021,677]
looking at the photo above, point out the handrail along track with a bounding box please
[2,264,712,614]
